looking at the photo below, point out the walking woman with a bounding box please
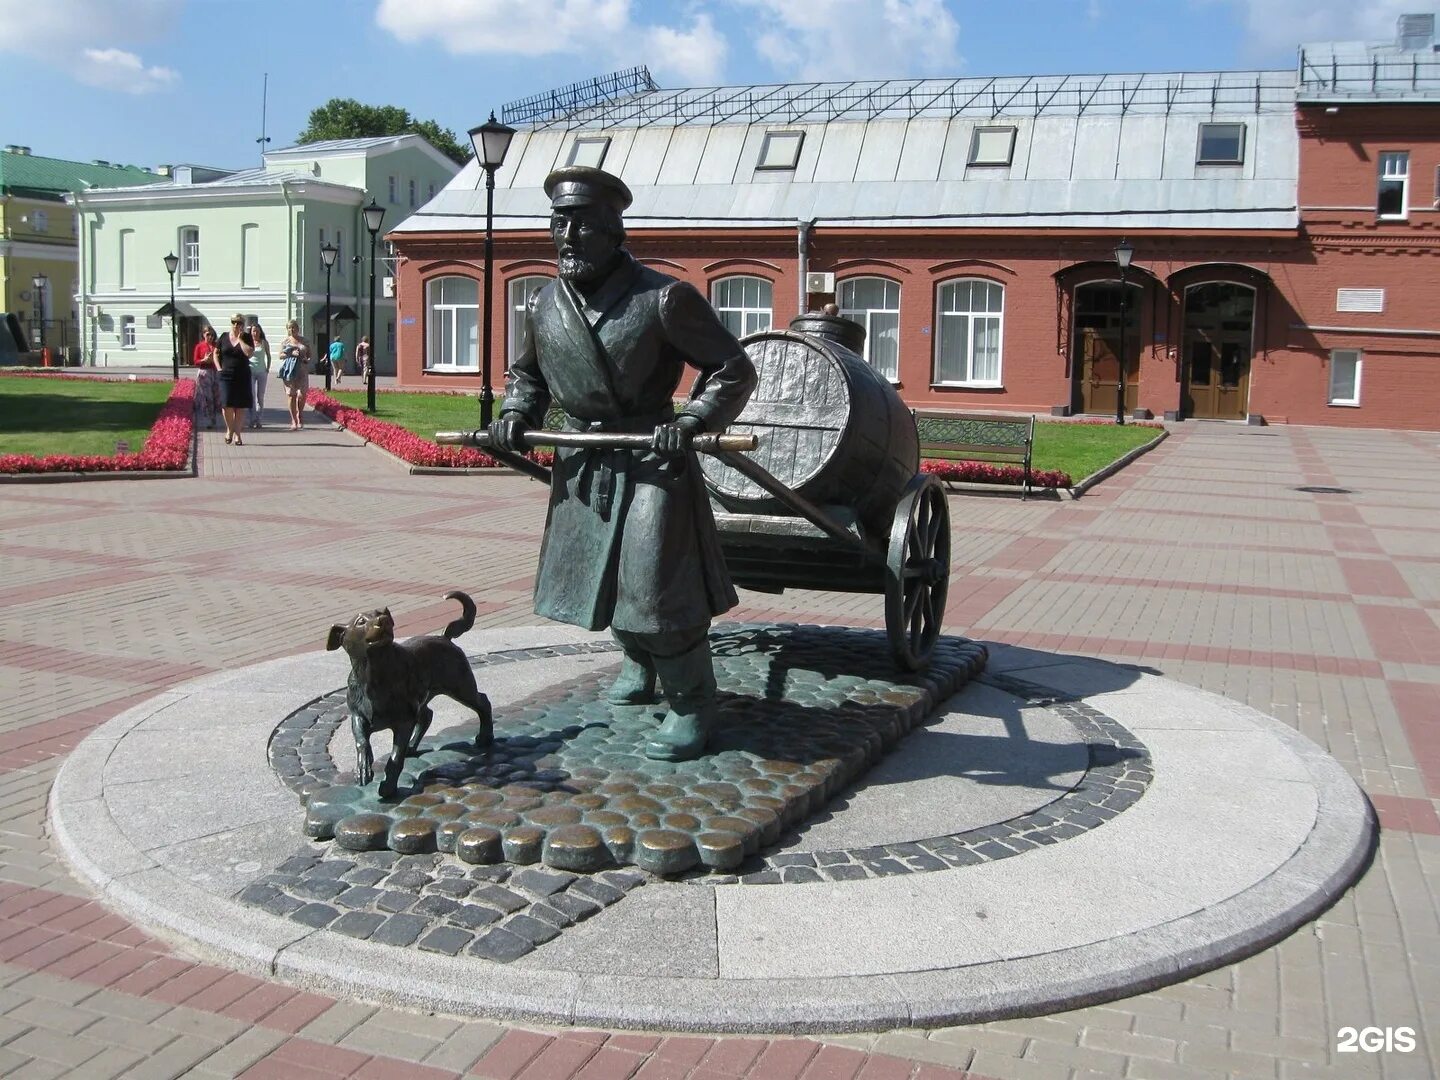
[217,314,255,445]
[280,319,312,430]
[247,321,272,429]
[192,325,221,430]
[356,335,372,383]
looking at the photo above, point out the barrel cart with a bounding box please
[437,314,950,672]
[699,315,949,671]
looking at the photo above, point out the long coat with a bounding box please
[502,252,756,634]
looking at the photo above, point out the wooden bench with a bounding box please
[915,411,1037,499]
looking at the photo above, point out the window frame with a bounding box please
[967,126,1017,167]
[933,277,1005,388]
[837,276,902,383]
[710,275,774,338]
[506,274,553,365]
[1196,122,1246,165]
[118,228,135,290]
[387,175,398,205]
[408,178,416,208]
[1377,151,1409,220]
[423,274,480,372]
[121,315,136,349]
[757,130,804,171]
[565,136,611,169]
[32,208,49,232]
[179,226,200,276]
[1328,348,1362,406]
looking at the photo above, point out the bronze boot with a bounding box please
[607,653,658,705]
[644,642,718,762]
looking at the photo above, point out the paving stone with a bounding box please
[468,928,534,962]
[470,884,529,914]
[290,902,340,928]
[503,913,561,946]
[370,914,428,947]
[331,911,386,940]
[417,926,475,956]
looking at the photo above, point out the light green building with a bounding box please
[69,135,459,372]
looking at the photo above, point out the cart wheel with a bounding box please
[885,475,951,671]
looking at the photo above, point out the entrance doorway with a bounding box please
[1071,281,1140,416]
[1182,283,1253,420]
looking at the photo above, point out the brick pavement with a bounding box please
[0,403,1436,1078]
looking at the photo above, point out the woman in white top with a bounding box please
[247,322,272,429]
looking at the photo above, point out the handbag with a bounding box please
[278,355,298,382]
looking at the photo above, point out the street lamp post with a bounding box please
[362,199,385,414]
[320,242,338,391]
[468,112,516,428]
[1114,239,1134,427]
[31,274,47,352]
[163,253,180,379]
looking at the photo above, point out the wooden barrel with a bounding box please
[701,328,919,535]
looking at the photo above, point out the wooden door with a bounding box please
[1077,328,1137,416]
[1182,284,1253,419]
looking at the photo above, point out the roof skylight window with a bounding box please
[1197,123,1245,165]
[565,136,611,168]
[968,126,1016,167]
[758,130,804,170]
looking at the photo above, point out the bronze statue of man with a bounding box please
[488,166,756,761]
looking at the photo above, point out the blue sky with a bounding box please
[0,0,1422,171]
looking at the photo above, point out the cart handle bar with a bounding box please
[435,430,758,453]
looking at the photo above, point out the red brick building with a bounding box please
[392,17,1440,431]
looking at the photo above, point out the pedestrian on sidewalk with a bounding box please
[192,325,221,430]
[280,320,312,430]
[248,321,271,429]
[356,335,372,383]
[217,314,255,445]
[329,337,346,385]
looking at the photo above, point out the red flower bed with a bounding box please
[0,377,194,475]
[308,391,1079,487]
[920,458,1072,489]
[307,390,554,469]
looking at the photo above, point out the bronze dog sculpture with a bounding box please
[326,590,492,799]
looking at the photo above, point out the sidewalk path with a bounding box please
[0,411,1435,1079]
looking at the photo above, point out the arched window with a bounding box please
[934,278,1004,386]
[507,275,552,365]
[838,277,900,381]
[425,276,479,371]
[711,275,773,337]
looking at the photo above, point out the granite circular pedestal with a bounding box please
[50,624,1375,1033]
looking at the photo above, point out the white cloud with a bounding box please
[0,0,180,93]
[374,0,726,81]
[740,0,961,82]
[0,0,178,55]
[76,48,179,95]
[642,13,728,85]
[1218,0,1419,58]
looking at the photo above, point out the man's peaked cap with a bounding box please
[544,166,632,213]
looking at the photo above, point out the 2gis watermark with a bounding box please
[1336,1027,1417,1054]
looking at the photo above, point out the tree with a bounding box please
[297,99,470,165]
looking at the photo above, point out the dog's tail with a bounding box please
[442,590,476,640]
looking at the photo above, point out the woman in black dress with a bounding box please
[217,313,255,445]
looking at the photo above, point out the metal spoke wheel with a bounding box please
[884,474,951,671]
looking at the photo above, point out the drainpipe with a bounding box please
[797,218,815,317]
[71,192,90,365]
[280,180,294,324]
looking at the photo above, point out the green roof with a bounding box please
[0,150,157,201]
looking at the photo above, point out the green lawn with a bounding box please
[327,390,1162,483]
[0,377,173,457]
[326,389,486,438]
[1031,421,1161,481]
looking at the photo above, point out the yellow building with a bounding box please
[0,146,154,360]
